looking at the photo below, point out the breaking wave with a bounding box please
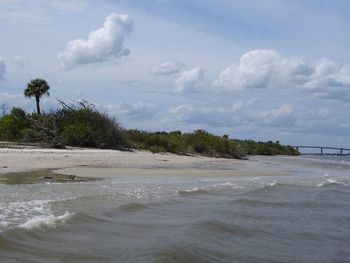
[19,212,76,231]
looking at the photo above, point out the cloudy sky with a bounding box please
[0,0,350,147]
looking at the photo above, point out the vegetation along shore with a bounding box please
[0,79,299,159]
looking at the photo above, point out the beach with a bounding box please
[0,147,289,178]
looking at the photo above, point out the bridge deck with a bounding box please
[293,146,350,155]
[294,146,350,151]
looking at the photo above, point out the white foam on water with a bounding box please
[213,182,245,189]
[0,200,53,229]
[216,182,234,186]
[185,187,202,193]
[317,178,345,187]
[19,212,75,231]
[269,182,279,186]
[176,187,204,194]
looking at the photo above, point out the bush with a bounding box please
[53,101,130,149]
[0,102,130,149]
[0,108,30,141]
[149,145,167,153]
[128,129,248,159]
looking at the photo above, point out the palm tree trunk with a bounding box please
[35,95,41,115]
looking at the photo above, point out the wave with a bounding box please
[252,182,292,192]
[213,182,245,189]
[176,181,245,196]
[230,198,290,208]
[117,202,149,212]
[0,199,54,231]
[193,220,253,238]
[177,187,211,196]
[19,212,76,231]
[150,243,227,263]
[230,197,339,210]
[317,179,347,187]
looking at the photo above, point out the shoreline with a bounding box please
[0,147,293,178]
[53,167,291,178]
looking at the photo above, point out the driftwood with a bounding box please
[29,118,65,149]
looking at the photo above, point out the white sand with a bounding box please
[0,148,240,172]
[0,147,291,178]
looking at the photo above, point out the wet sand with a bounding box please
[53,167,290,178]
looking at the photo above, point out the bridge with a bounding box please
[293,146,350,155]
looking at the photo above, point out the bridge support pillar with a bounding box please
[321,147,323,155]
[341,149,343,155]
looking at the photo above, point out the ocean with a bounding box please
[0,155,349,262]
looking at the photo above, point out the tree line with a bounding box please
[0,78,299,159]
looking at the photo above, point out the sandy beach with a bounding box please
[0,147,289,178]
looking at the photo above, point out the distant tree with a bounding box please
[0,103,9,117]
[24,78,50,115]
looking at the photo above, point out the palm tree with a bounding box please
[24,78,50,115]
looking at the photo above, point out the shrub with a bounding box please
[53,100,130,149]
[0,107,30,141]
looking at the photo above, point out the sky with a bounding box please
[0,0,349,147]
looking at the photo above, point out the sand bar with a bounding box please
[0,147,292,178]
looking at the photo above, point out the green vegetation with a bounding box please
[239,140,298,156]
[0,108,29,141]
[0,105,298,158]
[0,78,299,159]
[128,129,298,159]
[0,101,129,150]
[128,129,246,158]
[52,100,129,149]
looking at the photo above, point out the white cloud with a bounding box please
[170,99,258,127]
[150,62,205,93]
[257,105,296,127]
[214,49,310,90]
[214,49,350,99]
[105,101,157,120]
[175,67,204,92]
[0,58,6,80]
[170,104,230,126]
[168,99,350,138]
[58,13,133,69]
[149,62,186,76]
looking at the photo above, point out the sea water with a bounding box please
[0,156,349,262]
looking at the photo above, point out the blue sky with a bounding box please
[0,0,349,147]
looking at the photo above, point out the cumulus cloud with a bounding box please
[170,99,257,127]
[169,99,350,138]
[214,49,350,99]
[257,105,296,127]
[0,58,6,80]
[149,62,186,76]
[175,67,204,92]
[150,62,206,93]
[58,13,133,69]
[170,104,231,126]
[105,101,157,120]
